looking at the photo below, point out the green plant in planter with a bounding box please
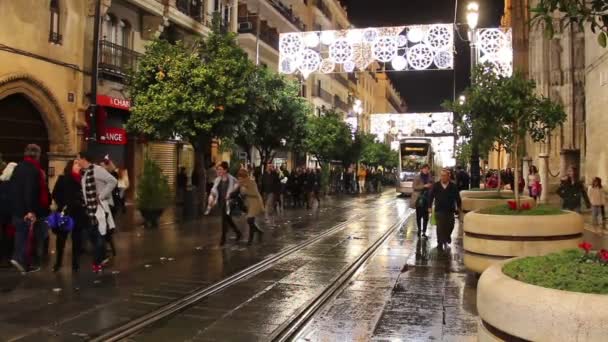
[479,204,566,216]
[504,247,608,294]
[137,158,171,228]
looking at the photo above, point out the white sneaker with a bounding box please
[10,259,25,274]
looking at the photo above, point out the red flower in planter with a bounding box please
[578,242,593,253]
[507,200,517,210]
[599,249,608,262]
[520,202,531,210]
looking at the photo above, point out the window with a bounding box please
[103,14,117,43]
[49,0,62,44]
[118,19,131,48]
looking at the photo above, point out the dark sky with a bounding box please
[342,0,505,112]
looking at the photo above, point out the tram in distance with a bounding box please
[396,138,437,196]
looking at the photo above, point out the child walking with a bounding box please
[588,177,605,228]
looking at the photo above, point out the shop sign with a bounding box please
[99,127,127,145]
[97,95,131,110]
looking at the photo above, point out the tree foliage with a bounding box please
[361,139,398,168]
[126,26,254,147]
[444,65,566,205]
[237,67,310,165]
[304,109,353,165]
[531,0,608,47]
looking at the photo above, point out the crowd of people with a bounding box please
[0,145,129,274]
[329,165,396,195]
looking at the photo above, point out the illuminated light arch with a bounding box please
[476,28,513,77]
[279,24,454,78]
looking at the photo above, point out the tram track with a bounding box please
[93,195,403,341]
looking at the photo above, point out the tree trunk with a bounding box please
[497,144,502,195]
[194,136,211,214]
[513,137,520,209]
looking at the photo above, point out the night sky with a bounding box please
[342,0,505,112]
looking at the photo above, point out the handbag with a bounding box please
[46,207,75,233]
[227,192,248,216]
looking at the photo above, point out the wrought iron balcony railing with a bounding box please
[99,40,141,79]
[266,0,305,31]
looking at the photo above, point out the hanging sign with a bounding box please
[97,95,131,110]
[99,127,127,145]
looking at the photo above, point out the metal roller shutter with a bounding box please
[147,142,177,193]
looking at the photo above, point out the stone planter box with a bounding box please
[460,190,512,198]
[463,210,583,273]
[461,195,535,214]
[478,261,608,341]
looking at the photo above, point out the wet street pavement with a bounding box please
[297,209,478,341]
[0,193,481,341]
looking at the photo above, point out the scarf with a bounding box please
[82,164,98,225]
[23,157,49,209]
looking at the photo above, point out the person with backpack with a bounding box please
[411,164,433,238]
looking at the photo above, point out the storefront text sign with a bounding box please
[97,95,130,110]
[99,127,127,145]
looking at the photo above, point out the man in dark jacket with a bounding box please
[455,166,470,191]
[10,144,48,273]
[428,169,461,251]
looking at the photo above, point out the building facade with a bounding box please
[0,0,403,196]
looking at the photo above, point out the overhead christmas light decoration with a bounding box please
[370,113,454,142]
[476,28,513,77]
[279,24,454,78]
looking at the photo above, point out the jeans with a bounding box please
[220,209,240,244]
[85,225,106,265]
[358,180,365,193]
[415,206,429,235]
[264,193,276,222]
[12,217,46,267]
[55,227,82,269]
[592,206,604,226]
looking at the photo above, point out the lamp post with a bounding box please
[87,0,102,143]
[353,99,363,133]
[466,1,481,188]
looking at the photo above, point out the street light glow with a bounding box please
[459,95,466,105]
[466,2,479,30]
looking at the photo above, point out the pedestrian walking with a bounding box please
[235,169,264,245]
[588,177,605,228]
[51,160,87,272]
[116,168,129,214]
[10,144,50,273]
[357,166,367,194]
[312,168,322,207]
[428,169,461,251]
[528,165,541,201]
[411,164,433,238]
[455,166,470,191]
[77,151,117,273]
[557,167,590,213]
[206,161,242,246]
[261,163,281,224]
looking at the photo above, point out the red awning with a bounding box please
[97,95,130,110]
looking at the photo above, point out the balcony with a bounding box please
[176,0,203,21]
[265,0,305,31]
[312,0,332,21]
[333,73,350,88]
[313,85,333,103]
[238,17,279,50]
[99,40,141,80]
[334,96,350,113]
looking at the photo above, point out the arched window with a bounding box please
[49,0,62,44]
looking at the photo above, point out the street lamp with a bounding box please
[458,95,466,105]
[466,1,481,188]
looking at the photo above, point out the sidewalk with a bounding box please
[0,193,390,341]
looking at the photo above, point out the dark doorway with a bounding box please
[0,94,50,170]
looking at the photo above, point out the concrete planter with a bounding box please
[461,195,535,214]
[463,210,583,273]
[460,190,512,198]
[478,261,608,341]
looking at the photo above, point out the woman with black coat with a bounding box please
[51,160,87,272]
